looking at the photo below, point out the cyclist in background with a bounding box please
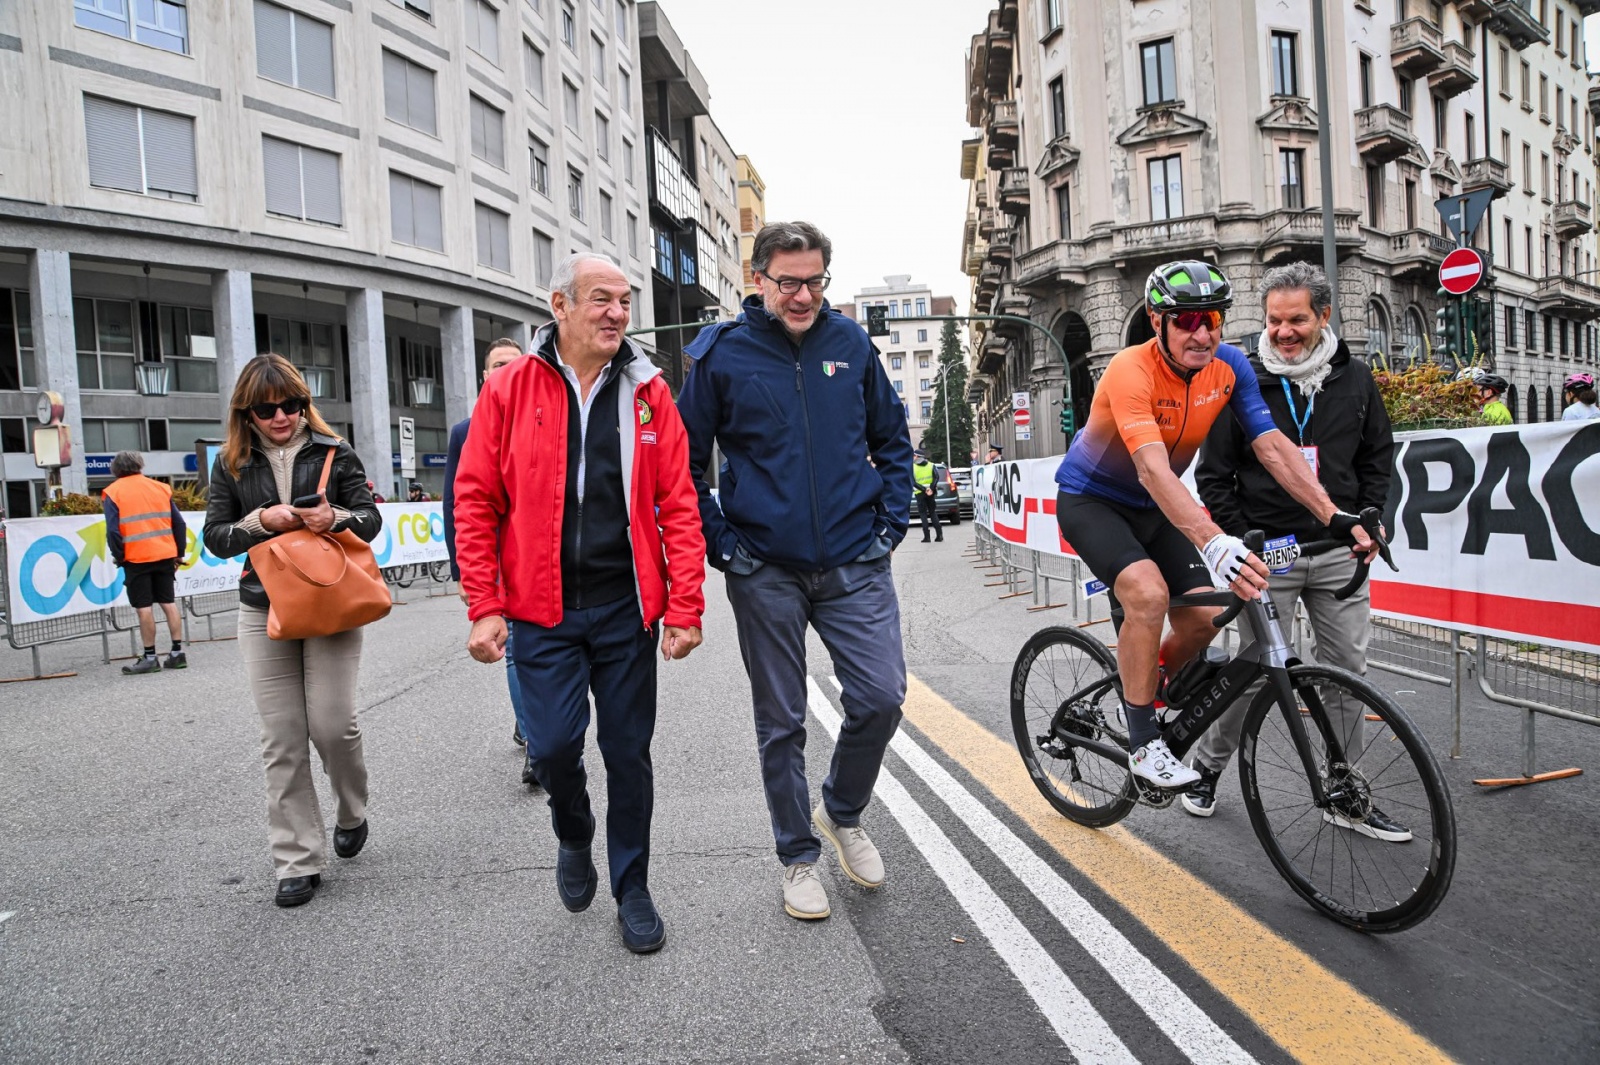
[1462,369,1514,425]
[1054,260,1377,788]
[1562,372,1600,420]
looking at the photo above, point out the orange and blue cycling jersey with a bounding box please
[1055,338,1276,508]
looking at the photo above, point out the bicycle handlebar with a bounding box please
[1211,508,1396,629]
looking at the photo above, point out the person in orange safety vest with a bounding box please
[100,451,187,674]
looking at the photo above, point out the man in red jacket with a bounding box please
[453,253,705,955]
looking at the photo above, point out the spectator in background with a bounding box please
[102,450,187,674]
[1562,372,1600,420]
[1191,262,1404,839]
[407,482,428,503]
[444,338,532,765]
[454,255,704,954]
[204,353,382,908]
[985,442,1003,464]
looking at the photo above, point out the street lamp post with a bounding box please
[933,360,955,465]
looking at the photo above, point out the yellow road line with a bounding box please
[900,673,1453,1065]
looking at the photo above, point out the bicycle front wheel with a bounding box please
[1239,664,1456,933]
[1010,627,1135,828]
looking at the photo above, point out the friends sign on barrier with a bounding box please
[3,503,449,625]
[975,422,1600,655]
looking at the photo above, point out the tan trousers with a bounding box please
[238,605,368,879]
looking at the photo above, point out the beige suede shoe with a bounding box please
[782,862,831,920]
[813,804,885,888]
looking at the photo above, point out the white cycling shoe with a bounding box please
[1130,739,1201,789]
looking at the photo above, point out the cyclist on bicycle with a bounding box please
[1054,260,1377,789]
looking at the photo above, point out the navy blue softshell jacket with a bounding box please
[678,296,914,572]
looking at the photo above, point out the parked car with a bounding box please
[910,463,961,526]
[947,467,974,518]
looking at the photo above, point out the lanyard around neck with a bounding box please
[1280,377,1313,445]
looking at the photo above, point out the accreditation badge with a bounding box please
[1299,446,1319,477]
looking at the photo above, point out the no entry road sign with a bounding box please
[1439,248,1485,296]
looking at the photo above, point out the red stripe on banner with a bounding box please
[1370,580,1600,648]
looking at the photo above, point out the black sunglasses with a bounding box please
[246,397,307,420]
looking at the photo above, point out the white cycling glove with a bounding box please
[1202,533,1251,589]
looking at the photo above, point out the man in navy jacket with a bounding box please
[444,338,530,766]
[679,221,913,922]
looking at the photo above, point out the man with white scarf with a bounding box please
[1190,262,1404,838]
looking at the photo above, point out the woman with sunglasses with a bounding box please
[204,353,382,908]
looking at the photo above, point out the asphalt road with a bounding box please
[2,529,1596,1064]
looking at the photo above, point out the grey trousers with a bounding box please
[1192,550,1371,776]
[725,556,906,866]
[238,605,369,879]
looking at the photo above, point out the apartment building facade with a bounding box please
[961,0,1600,459]
[636,2,744,391]
[839,277,957,437]
[736,154,766,296]
[0,0,658,512]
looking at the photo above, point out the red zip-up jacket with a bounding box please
[452,328,706,631]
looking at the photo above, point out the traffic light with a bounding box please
[1434,287,1460,358]
[865,305,889,337]
[1059,386,1076,439]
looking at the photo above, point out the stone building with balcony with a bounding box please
[0,0,657,512]
[736,154,766,296]
[960,0,1600,458]
[637,1,744,391]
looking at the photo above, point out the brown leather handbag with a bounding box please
[247,447,391,640]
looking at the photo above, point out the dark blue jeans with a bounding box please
[509,596,658,899]
[506,621,528,735]
[724,556,906,866]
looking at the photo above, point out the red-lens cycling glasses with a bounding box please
[1167,309,1224,333]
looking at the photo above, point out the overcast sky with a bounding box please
[657,0,995,313]
[655,3,1600,317]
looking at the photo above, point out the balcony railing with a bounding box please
[997,167,1029,214]
[1461,156,1512,196]
[1427,41,1477,98]
[1552,200,1593,239]
[1355,104,1420,164]
[1014,240,1086,288]
[1390,17,1445,76]
[1113,215,1218,256]
[1535,274,1600,319]
[1486,0,1550,51]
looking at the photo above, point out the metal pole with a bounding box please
[1311,0,1341,335]
[943,367,952,466]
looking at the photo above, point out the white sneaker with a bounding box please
[782,862,830,920]
[813,805,885,888]
[1130,739,1201,789]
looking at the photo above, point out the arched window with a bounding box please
[1366,299,1391,362]
[1505,386,1518,421]
[1546,386,1557,422]
[1526,385,1538,423]
[1400,307,1427,364]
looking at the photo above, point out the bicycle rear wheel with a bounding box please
[1010,627,1135,828]
[1239,664,1456,933]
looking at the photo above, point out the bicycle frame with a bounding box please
[1053,587,1344,806]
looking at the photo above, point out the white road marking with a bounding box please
[805,678,1137,1065]
[826,677,1258,1065]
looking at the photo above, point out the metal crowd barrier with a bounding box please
[0,532,454,682]
[969,529,1596,787]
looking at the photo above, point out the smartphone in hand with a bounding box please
[290,492,323,508]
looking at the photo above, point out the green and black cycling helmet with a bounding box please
[1145,260,1234,314]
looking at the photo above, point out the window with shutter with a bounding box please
[300,146,341,225]
[470,95,505,168]
[533,230,554,286]
[84,96,143,194]
[564,80,580,133]
[389,171,416,245]
[599,190,613,240]
[262,136,303,218]
[524,39,546,101]
[255,2,336,97]
[383,51,437,135]
[293,12,335,97]
[413,179,443,250]
[529,135,550,195]
[254,2,294,84]
[476,203,510,271]
[140,109,197,198]
[470,0,501,65]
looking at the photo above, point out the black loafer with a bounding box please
[274,873,321,908]
[556,842,598,913]
[333,820,368,859]
[617,888,665,954]
[521,759,541,789]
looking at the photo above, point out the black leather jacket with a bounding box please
[203,432,381,610]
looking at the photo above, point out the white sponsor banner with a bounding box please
[3,503,447,625]
[975,422,1600,654]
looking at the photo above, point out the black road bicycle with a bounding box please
[1010,512,1455,933]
